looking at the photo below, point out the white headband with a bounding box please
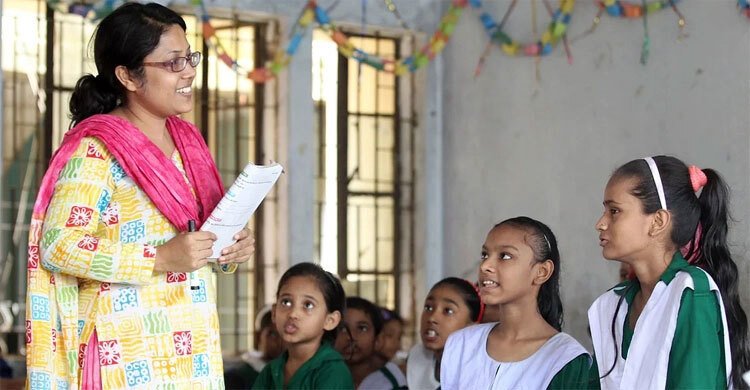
[643,157,667,210]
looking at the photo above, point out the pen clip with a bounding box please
[187,219,200,290]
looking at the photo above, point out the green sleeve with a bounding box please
[312,360,355,389]
[251,364,275,390]
[587,356,602,389]
[547,353,598,389]
[665,288,726,389]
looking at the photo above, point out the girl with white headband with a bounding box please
[590,155,750,389]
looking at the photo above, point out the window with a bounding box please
[313,30,416,315]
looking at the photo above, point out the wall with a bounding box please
[439,1,750,347]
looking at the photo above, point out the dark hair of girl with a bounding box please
[276,262,347,343]
[381,308,404,325]
[609,155,749,388]
[345,297,385,335]
[431,277,483,323]
[493,217,564,331]
[69,2,186,126]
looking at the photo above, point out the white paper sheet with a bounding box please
[200,162,283,259]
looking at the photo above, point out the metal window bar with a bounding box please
[336,33,405,310]
[198,17,264,354]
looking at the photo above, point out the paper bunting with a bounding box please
[739,0,750,18]
[469,0,575,58]
[600,0,680,18]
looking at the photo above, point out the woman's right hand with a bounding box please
[154,231,217,273]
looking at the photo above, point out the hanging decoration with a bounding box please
[192,0,317,83]
[473,0,517,77]
[194,0,466,82]
[596,0,685,64]
[51,0,750,82]
[318,0,468,75]
[46,0,116,20]
[384,0,410,29]
[469,0,575,59]
[640,0,650,64]
[739,0,750,18]
[599,0,686,37]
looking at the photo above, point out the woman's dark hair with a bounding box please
[345,297,385,336]
[276,262,346,343]
[609,155,749,388]
[494,217,563,331]
[430,277,483,323]
[69,2,186,125]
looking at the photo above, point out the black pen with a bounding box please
[188,220,200,290]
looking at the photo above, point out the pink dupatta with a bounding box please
[33,114,223,229]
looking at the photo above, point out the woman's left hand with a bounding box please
[218,228,255,265]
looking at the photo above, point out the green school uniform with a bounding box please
[252,342,354,390]
[589,252,726,389]
[548,353,593,389]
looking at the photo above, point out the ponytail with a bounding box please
[69,74,120,126]
[696,169,750,389]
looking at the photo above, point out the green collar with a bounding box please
[613,252,690,299]
[268,341,342,387]
[659,251,690,284]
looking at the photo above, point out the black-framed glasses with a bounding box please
[143,51,202,72]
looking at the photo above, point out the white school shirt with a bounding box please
[241,350,269,373]
[440,323,589,390]
[588,268,732,389]
[407,343,440,390]
[359,362,407,389]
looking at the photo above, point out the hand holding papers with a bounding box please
[200,162,283,259]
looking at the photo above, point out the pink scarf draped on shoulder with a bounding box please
[32,114,224,230]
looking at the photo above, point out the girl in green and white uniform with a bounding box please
[590,156,750,389]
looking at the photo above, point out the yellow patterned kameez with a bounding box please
[26,137,224,389]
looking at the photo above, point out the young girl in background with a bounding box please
[375,308,405,365]
[590,156,750,389]
[253,263,354,389]
[374,308,407,377]
[440,217,591,389]
[406,278,483,390]
[224,305,283,388]
[335,297,407,389]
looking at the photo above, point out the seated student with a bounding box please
[407,278,483,390]
[336,297,407,389]
[224,305,283,388]
[252,263,353,389]
[374,308,407,374]
[440,217,591,390]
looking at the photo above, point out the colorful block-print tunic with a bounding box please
[26,137,224,389]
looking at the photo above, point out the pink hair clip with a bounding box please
[688,165,707,192]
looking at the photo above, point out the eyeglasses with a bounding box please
[143,51,202,72]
